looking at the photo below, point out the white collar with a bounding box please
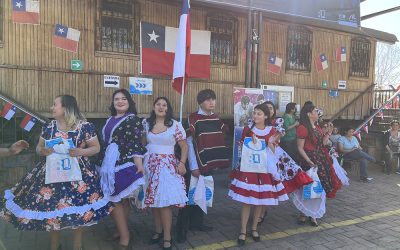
[197,108,214,116]
[250,125,273,136]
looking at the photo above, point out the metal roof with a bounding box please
[194,0,398,44]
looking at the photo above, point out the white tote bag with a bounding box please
[239,137,268,173]
[188,175,214,208]
[302,168,324,200]
[45,138,82,184]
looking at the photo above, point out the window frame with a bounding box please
[0,0,3,46]
[285,26,313,73]
[95,0,140,55]
[206,12,238,66]
[349,37,371,78]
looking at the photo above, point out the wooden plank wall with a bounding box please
[0,0,376,119]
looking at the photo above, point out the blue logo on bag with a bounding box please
[243,138,266,151]
[138,188,144,201]
[252,154,261,163]
[313,181,323,194]
[187,187,213,205]
[60,158,71,170]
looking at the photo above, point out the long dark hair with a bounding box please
[263,101,276,120]
[247,103,272,134]
[109,89,137,116]
[300,104,316,141]
[146,97,174,131]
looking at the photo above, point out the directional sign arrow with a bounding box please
[105,81,119,85]
[72,62,80,68]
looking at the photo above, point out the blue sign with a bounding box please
[129,77,153,95]
[329,90,339,97]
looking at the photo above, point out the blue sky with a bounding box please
[361,0,400,39]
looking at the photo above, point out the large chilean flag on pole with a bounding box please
[172,0,191,94]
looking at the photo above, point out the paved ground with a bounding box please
[1,163,400,250]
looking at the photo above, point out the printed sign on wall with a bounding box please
[129,77,153,95]
[104,75,120,88]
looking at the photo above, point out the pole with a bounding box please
[355,88,400,132]
[179,76,185,123]
[256,11,262,85]
[245,9,251,87]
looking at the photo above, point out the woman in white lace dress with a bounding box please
[143,97,188,250]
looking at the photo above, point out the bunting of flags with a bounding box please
[369,118,373,126]
[354,130,361,141]
[1,102,39,131]
[363,124,369,134]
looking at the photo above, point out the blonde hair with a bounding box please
[57,95,85,128]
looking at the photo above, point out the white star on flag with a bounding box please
[15,2,22,8]
[58,28,64,34]
[148,30,159,43]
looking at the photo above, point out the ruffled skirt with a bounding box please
[0,160,113,231]
[144,153,188,208]
[228,170,289,205]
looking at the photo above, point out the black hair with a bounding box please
[197,89,216,105]
[390,120,400,126]
[109,89,137,116]
[299,103,316,140]
[285,102,297,114]
[263,101,276,119]
[146,97,174,131]
[340,126,354,136]
[247,103,272,134]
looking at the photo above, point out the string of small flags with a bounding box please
[1,102,40,131]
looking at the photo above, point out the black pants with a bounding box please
[175,170,211,240]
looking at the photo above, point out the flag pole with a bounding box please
[179,77,185,123]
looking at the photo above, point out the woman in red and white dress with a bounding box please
[229,103,288,246]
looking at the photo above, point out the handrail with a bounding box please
[0,93,47,124]
[355,88,400,132]
[330,83,375,122]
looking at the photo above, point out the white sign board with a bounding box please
[129,77,153,95]
[104,75,120,88]
[261,85,295,115]
[338,80,347,90]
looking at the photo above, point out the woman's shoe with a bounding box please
[148,232,162,245]
[297,215,306,225]
[309,217,318,227]
[162,239,172,250]
[237,233,246,246]
[251,230,260,242]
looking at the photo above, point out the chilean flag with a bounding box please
[52,24,80,53]
[20,114,37,131]
[1,103,17,120]
[267,53,282,74]
[335,47,346,62]
[363,125,369,134]
[315,53,328,71]
[172,0,191,94]
[12,0,40,25]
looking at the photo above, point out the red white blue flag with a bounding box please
[52,24,80,53]
[363,125,368,134]
[20,114,37,131]
[267,53,282,74]
[172,0,191,94]
[315,53,328,71]
[1,103,17,120]
[335,47,346,62]
[12,0,40,24]
[354,130,361,141]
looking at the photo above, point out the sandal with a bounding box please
[148,232,162,245]
[297,215,306,225]
[309,217,319,227]
[237,233,246,246]
[251,230,260,242]
[162,239,172,250]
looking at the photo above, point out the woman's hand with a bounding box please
[191,169,201,177]
[136,164,145,175]
[252,134,258,144]
[69,148,84,157]
[9,140,29,155]
[177,162,187,176]
[39,147,54,156]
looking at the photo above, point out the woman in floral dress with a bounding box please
[143,97,188,250]
[293,103,341,226]
[97,89,146,250]
[0,95,113,250]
